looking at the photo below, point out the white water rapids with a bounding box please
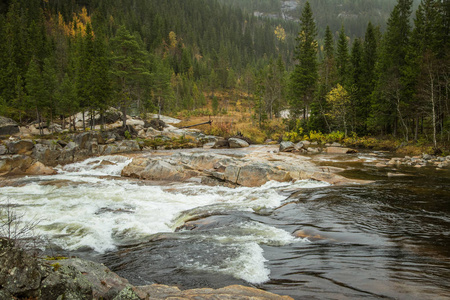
[0,155,330,284]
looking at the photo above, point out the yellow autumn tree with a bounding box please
[326,84,350,137]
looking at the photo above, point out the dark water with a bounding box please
[102,158,450,300]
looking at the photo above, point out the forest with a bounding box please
[0,0,449,149]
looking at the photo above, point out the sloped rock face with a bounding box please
[133,284,293,300]
[122,151,357,187]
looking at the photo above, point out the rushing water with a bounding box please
[1,150,449,300]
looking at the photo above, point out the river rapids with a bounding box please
[0,150,449,299]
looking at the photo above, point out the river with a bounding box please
[0,148,449,299]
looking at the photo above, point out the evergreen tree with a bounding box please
[336,25,350,86]
[290,1,318,120]
[25,57,47,135]
[371,0,413,138]
[349,38,364,133]
[110,25,150,127]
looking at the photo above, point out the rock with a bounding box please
[0,155,33,175]
[228,138,249,148]
[203,142,215,149]
[325,146,357,154]
[116,140,140,152]
[307,147,321,153]
[57,258,130,300]
[295,142,306,150]
[133,284,293,300]
[0,116,20,136]
[423,153,432,160]
[74,131,105,150]
[0,144,7,155]
[279,141,295,152]
[301,140,311,146]
[113,286,140,300]
[0,240,44,299]
[6,139,34,155]
[213,139,229,148]
[331,142,342,147]
[32,143,62,166]
[40,264,92,300]
[25,161,56,175]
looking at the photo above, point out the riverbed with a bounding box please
[1,147,449,299]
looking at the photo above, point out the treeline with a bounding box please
[0,0,293,128]
[290,0,449,147]
[222,0,421,39]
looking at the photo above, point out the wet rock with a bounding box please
[133,284,294,300]
[325,146,357,154]
[279,141,295,152]
[0,155,33,175]
[6,139,34,155]
[0,116,20,136]
[25,161,56,175]
[228,137,249,148]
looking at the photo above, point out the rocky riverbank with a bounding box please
[0,239,292,300]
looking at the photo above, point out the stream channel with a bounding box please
[0,146,449,299]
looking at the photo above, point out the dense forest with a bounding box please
[0,0,449,147]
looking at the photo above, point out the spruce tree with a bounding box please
[336,25,350,87]
[290,1,318,120]
[110,25,150,128]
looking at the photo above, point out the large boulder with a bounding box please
[32,143,62,166]
[57,258,130,300]
[279,141,295,152]
[0,116,19,136]
[228,138,249,148]
[0,240,44,299]
[325,146,358,154]
[0,155,34,175]
[25,161,56,175]
[6,139,34,155]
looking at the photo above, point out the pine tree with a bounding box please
[290,1,318,120]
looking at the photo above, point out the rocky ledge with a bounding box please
[0,239,292,300]
[122,149,368,187]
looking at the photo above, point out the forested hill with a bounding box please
[0,0,449,149]
[220,0,421,38]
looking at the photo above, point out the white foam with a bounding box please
[57,155,132,176]
[185,242,270,284]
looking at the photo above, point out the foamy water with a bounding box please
[0,155,328,284]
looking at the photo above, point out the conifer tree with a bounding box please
[25,57,47,135]
[290,1,318,120]
[110,25,150,128]
[336,25,350,87]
